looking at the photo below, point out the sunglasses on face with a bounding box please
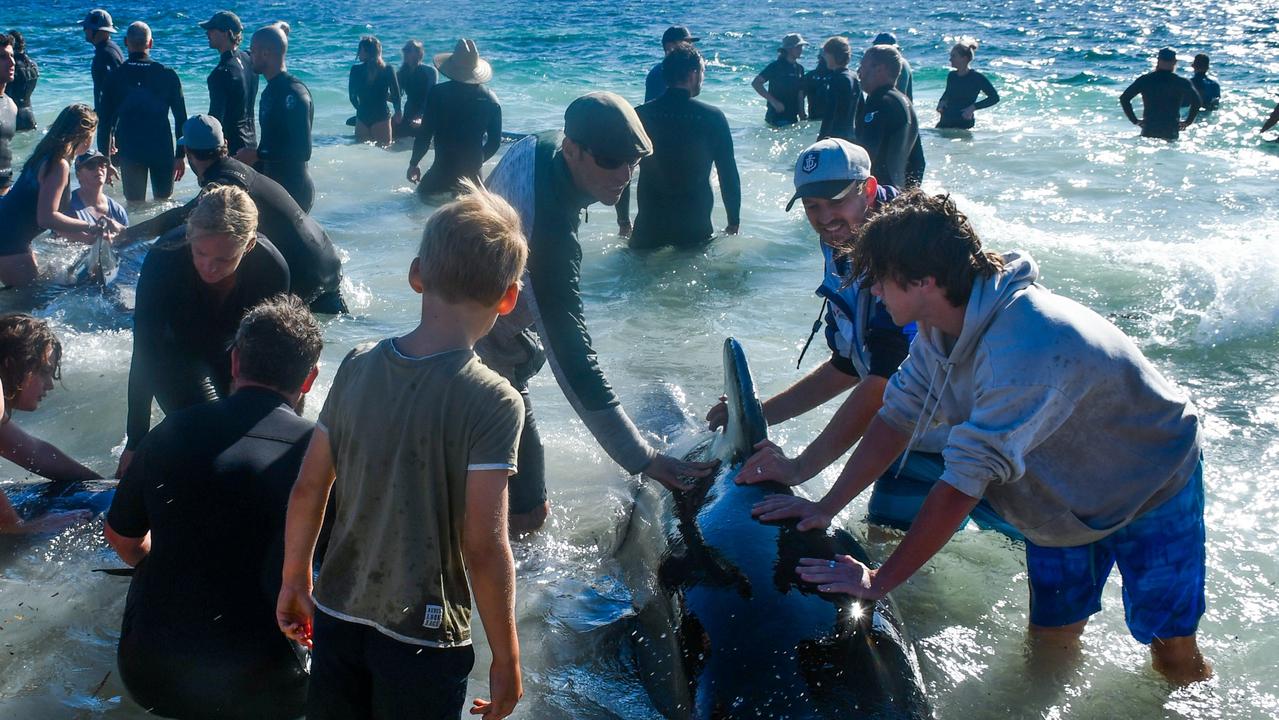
[588,148,641,171]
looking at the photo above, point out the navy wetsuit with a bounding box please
[0,161,70,257]
[109,387,312,720]
[208,49,258,156]
[818,67,859,141]
[409,80,501,198]
[803,60,832,121]
[1189,73,1220,111]
[645,61,666,103]
[347,63,401,126]
[758,58,805,126]
[856,85,920,190]
[98,52,187,201]
[398,62,437,126]
[937,69,999,129]
[92,38,124,153]
[618,87,741,249]
[0,94,14,192]
[1119,69,1200,140]
[126,156,345,312]
[9,52,38,131]
[257,72,314,211]
[896,56,915,100]
[125,232,289,451]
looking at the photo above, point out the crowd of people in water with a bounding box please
[0,8,1261,719]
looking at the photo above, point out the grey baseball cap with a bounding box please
[786,138,873,211]
[199,11,243,34]
[780,33,807,50]
[81,9,117,33]
[177,114,226,151]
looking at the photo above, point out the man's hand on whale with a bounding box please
[750,494,832,531]
[644,453,718,492]
[797,555,880,599]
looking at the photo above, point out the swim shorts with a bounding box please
[867,451,1023,540]
[1025,460,1206,644]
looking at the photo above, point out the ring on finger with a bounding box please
[828,560,837,569]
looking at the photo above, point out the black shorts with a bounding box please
[307,610,475,720]
[508,388,547,515]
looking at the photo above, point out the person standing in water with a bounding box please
[97,22,188,202]
[618,43,741,249]
[5,31,37,133]
[201,11,258,157]
[479,92,717,532]
[68,150,128,229]
[406,39,501,199]
[106,295,321,720]
[855,44,920,190]
[119,184,290,477]
[395,40,436,138]
[0,33,16,197]
[817,36,859,142]
[0,104,119,287]
[347,35,401,147]
[802,54,832,123]
[753,34,807,127]
[1262,98,1279,136]
[646,26,699,103]
[238,23,315,211]
[871,31,925,188]
[1120,48,1200,141]
[81,9,123,155]
[936,41,999,129]
[1186,54,1220,112]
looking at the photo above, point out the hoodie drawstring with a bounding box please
[894,361,955,478]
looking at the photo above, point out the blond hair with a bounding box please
[417,180,527,306]
[187,184,258,247]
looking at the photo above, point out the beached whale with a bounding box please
[616,338,931,719]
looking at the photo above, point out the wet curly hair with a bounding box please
[845,190,1004,307]
[0,314,62,402]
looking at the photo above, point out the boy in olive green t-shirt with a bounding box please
[277,183,529,720]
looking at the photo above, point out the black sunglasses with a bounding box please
[588,148,641,171]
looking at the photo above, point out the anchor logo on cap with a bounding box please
[801,151,820,174]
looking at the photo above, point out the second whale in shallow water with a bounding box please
[616,338,931,719]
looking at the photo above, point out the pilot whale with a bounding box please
[616,338,931,719]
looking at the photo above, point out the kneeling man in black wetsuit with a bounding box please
[617,43,741,249]
[106,294,323,720]
[128,115,346,313]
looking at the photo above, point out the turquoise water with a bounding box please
[2,0,1278,717]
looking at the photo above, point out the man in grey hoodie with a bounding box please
[753,192,1210,686]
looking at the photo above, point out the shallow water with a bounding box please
[2,0,1278,717]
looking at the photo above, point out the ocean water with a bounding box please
[2,0,1278,717]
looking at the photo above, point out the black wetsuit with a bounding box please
[99,52,187,201]
[803,60,833,121]
[818,67,859,141]
[855,85,919,190]
[0,94,14,191]
[109,387,312,720]
[0,161,70,256]
[618,87,741,249]
[257,72,315,211]
[348,63,400,126]
[125,232,289,451]
[897,56,915,100]
[1189,73,1220,111]
[398,62,437,126]
[208,49,258,156]
[91,38,125,154]
[9,52,38,131]
[937,69,999,129]
[409,80,501,198]
[758,58,805,126]
[645,61,666,104]
[1119,69,1200,141]
[126,156,345,312]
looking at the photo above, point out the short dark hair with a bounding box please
[186,145,229,163]
[0,33,11,51]
[6,30,23,54]
[0,314,62,400]
[847,191,1005,307]
[1192,53,1209,69]
[662,42,703,86]
[233,294,323,392]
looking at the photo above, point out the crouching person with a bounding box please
[105,294,323,719]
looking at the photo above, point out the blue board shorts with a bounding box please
[1025,461,1206,644]
[867,451,1024,541]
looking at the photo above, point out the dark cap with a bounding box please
[662,26,699,45]
[873,32,898,46]
[81,9,117,33]
[74,149,110,170]
[564,92,653,161]
[177,114,226,150]
[1157,47,1177,62]
[199,11,243,34]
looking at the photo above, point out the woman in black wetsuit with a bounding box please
[936,41,1000,129]
[395,40,436,139]
[119,184,289,477]
[6,31,38,132]
[347,36,400,147]
[0,104,122,287]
